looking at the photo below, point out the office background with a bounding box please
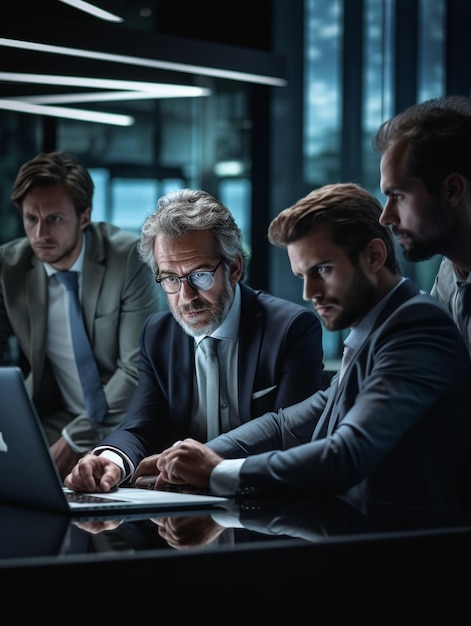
[1,0,469,360]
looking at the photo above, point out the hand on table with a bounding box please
[64,453,121,492]
[134,439,223,491]
[154,438,223,490]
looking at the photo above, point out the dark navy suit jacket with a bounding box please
[208,279,471,513]
[98,282,324,466]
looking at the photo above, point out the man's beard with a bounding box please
[401,242,440,262]
[172,275,234,337]
[398,232,445,263]
[322,267,378,332]
[395,200,455,263]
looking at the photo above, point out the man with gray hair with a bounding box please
[65,188,324,491]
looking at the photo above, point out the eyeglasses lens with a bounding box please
[188,272,214,291]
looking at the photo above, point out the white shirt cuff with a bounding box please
[210,458,244,495]
[93,447,135,483]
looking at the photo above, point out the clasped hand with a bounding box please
[134,438,222,490]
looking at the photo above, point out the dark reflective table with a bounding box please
[2,495,471,614]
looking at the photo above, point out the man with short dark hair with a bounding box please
[374,95,471,351]
[0,151,160,477]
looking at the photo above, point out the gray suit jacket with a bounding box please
[209,279,471,513]
[0,222,160,450]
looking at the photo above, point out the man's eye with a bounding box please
[166,276,179,284]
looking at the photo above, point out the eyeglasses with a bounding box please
[155,258,224,294]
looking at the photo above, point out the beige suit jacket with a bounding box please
[0,222,160,451]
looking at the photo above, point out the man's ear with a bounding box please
[444,173,465,204]
[80,207,92,229]
[229,253,244,283]
[366,238,387,272]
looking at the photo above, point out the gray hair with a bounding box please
[138,188,248,278]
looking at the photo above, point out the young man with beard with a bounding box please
[373,95,471,351]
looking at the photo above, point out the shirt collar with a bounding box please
[344,277,405,351]
[195,282,241,346]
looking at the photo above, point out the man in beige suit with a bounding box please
[0,151,160,478]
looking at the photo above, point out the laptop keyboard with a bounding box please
[66,492,127,504]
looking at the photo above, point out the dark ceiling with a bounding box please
[1,0,281,110]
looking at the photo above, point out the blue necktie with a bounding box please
[56,271,107,423]
[200,336,220,441]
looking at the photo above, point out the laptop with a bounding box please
[0,366,230,517]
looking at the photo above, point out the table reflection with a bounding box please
[2,495,471,564]
[67,495,471,556]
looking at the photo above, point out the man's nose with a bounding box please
[303,276,322,302]
[35,220,49,236]
[179,278,199,299]
[379,200,394,226]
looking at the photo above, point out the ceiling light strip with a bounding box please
[0,99,134,126]
[0,71,211,94]
[21,89,210,104]
[0,38,287,87]
[57,0,123,22]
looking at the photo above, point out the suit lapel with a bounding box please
[25,259,48,391]
[315,279,420,439]
[81,226,105,340]
[169,325,196,432]
[312,375,340,439]
[237,285,263,423]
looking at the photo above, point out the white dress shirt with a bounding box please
[44,236,87,415]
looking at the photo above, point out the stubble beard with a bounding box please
[172,276,234,338]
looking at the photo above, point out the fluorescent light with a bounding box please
[0,37,287,87]
[57,0,124,22]
[0,75,210,125]
[0,99,134,126]
[22,89,210,105]
[0,71,212,95]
